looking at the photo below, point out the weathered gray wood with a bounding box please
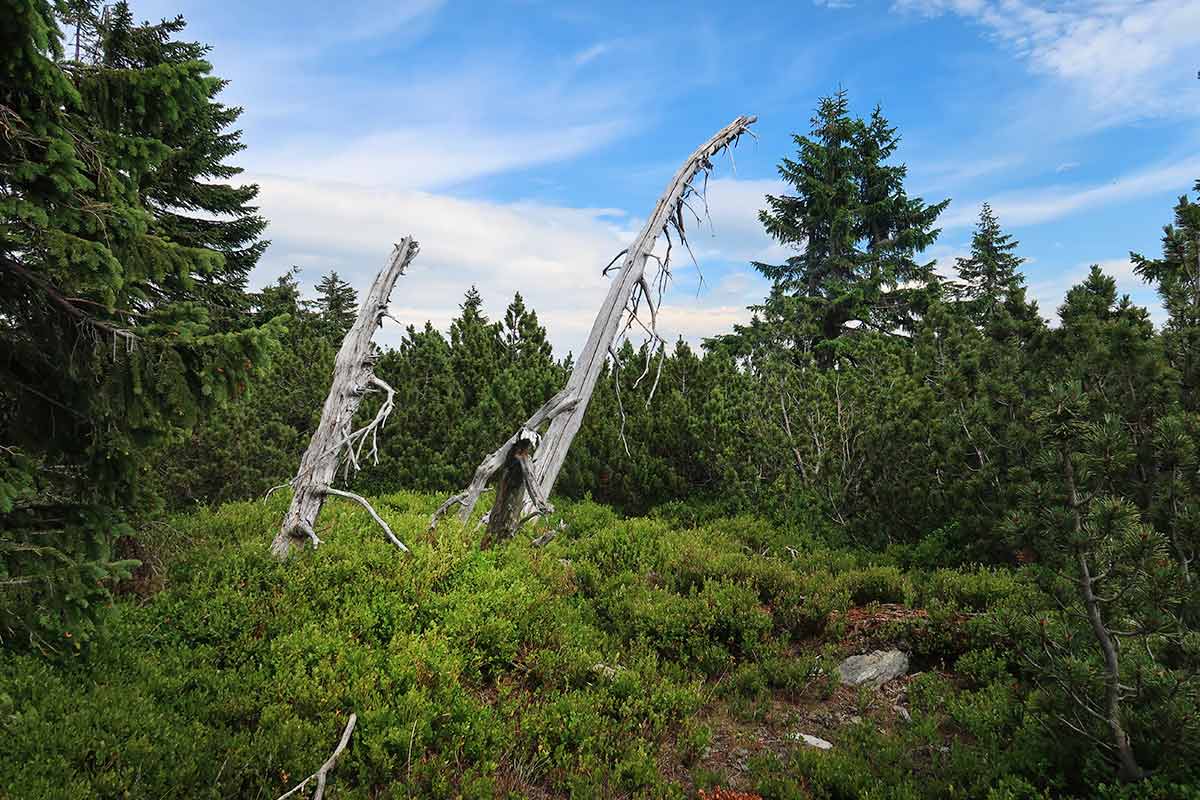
[431,116,756,541]
[275,713,357,800]
[272,239,419,559]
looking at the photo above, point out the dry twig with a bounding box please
[276,713,357,800]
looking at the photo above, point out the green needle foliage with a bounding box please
[0,0,282,652]
[313,270,359,340]
[1005,385,1198,783]
[953,202,1034,327]
[733,91,948,363]
[1133,179,1200,410]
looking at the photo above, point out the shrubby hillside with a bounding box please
[3,2,1199,797]
[3,493,1197,798]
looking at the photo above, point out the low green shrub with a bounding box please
[2,492,1193,798]
[919,566,1023,612]
[836,564,915,605]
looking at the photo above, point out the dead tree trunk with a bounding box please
[431,116,756,543]
[271,239,419,560]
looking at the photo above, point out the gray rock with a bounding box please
[837,650,909,688]
[791,733,833,750]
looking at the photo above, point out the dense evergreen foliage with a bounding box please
[3,1,1199,795]
[0,0,281,651]
[313,270,359,340]
[722,91,948,363]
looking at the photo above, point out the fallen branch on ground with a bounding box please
[276,713,357,800]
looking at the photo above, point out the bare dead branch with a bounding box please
[323,488,408,552]
[276,713,357,800]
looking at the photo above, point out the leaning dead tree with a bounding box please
[270,239,419,560]
[432,116,757,544]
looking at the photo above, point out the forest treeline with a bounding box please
[2,0,1199,791]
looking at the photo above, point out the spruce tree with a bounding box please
[257,267,303,323]
[313,270,359,340]
[0,0,281,651]
[954,202,1025,323]
[82,2,269,313]
[500,292,552,364]
[498,292,560,418]
[1132,179,1200,410]
[58,0,102,62]
[751,91,948,362]
[449,287,501,410]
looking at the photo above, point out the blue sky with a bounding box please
[130,0,1200,354]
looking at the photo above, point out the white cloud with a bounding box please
[1055,161,1080,173]
[911,154,1027,194]
[924,241,972,281]
[337,0,445,43]
[690,177,789,264]
[893,0,1200,121]
[249,121,629,191]
[134,0,446,48]
[656,303,756,341]
[573,42,613,66]
[942,155,1200,229]
[250,174,769,354]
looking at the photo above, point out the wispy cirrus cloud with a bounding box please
[892,0,1200,123]
[941,155,1200,229]
[249,121,631,192]
[572,41,616,66]
[133,0,446,48]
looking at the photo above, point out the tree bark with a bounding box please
[431,116,756,541]
[272,240,419,559]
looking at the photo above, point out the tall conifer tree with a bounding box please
[313,270,359,340]
[955,202,1025,322]
[0,0,280,650]
[750,91,947,362]
[86,2,268,312]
